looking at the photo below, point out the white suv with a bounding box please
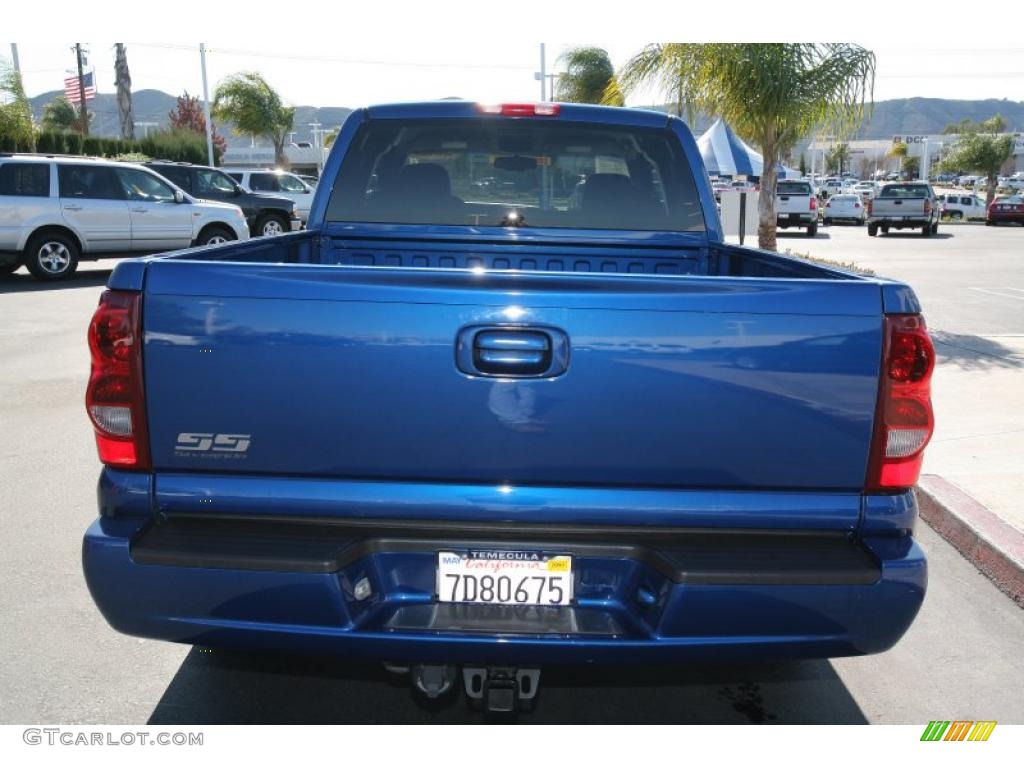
[0,155,250,280]
[223,168,315,224]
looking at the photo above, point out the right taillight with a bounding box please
[866,199,873,216]
[86,290,150,470]
[866,314,935,491]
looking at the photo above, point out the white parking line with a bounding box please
[969,287,1024,301]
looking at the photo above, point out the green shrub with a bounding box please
[82,136,103,156]
[139,129,208,164]
[65,133,83,155]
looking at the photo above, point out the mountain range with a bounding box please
[28,89,1024,148]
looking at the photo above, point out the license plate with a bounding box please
[437,550,573,606]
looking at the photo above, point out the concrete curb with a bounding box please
[916,474,1024,606]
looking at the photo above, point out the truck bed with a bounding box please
[120,230,890,500]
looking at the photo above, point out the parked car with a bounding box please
[223,168,315,224]
[938,193,986,221]
[81,102,932,713]
[146,161,301,237]
[774,179,818,235]
[986,195,1024,226]
[867,182,940,237]
[853,181,878,201]
[821,177,843,196]
[0,154,249,280]
[823,193,866,225]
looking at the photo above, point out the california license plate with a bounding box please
[437,550,573,606]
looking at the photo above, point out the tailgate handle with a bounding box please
[457,326,570,378]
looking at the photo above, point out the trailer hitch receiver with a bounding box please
[463,667,541,714]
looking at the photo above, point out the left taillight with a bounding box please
[866,314,935,491]
[86,290,150,470]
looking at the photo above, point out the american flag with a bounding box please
[64,71,96,102]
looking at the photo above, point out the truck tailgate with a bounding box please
[142,260,883,492]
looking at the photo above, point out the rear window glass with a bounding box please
[879,184,929,198]
[326,119,705,232]
[0,162,49,197]
[777,182,811,195]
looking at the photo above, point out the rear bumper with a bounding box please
[83,511,927,666]
[776,214,816,226]
[868,216,930,227]
[988,212,1024,224]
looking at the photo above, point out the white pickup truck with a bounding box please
[867,182,940,237]
[775,180,818,236]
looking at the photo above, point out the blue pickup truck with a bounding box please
[83,101,933,713]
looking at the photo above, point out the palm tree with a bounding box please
[613,44,875,250]
[606,43,702,122]
[40,96,79,132]
[555,47,622,105]
[887,142,908,176]
[826,143,851,175]
[113,44,134,140]
[213,72,295,168]
[0,60,35,151]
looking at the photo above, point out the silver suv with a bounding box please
[0,155,250,280]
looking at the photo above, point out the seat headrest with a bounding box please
[398,163,452,197]
[581,173,634,212]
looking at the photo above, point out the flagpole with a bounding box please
[74,43,89,137]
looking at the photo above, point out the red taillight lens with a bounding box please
[866,315,935,491]
[866,200,873,216]
[86,290,150,470]
[923,199,932,215]
[809,197,817,210]
[479,103,560,117]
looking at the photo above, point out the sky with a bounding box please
[9,41,1024,119]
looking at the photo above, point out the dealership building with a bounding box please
[796,133,1024,177]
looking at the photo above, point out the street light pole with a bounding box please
[199,44,215,167]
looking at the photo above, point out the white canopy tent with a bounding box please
[696,118,801,180]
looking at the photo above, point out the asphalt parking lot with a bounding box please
[2,224,1023,724]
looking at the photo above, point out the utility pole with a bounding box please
[9,44,20,76]
[74,43,89,137]
[535,43,547,101]
[199,44,215,166]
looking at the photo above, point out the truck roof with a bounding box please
[364,100,674,129]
